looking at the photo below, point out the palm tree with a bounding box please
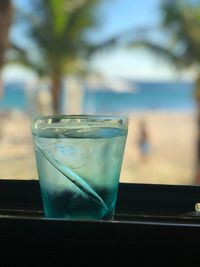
[128,0,200,183]
[13,0,102,113]
[0,0,12,94]
[13,0,154,115]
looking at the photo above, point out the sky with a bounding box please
[2,0,195,82]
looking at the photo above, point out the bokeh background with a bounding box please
[0,0,199,185]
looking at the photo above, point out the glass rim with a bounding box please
[32,114,128,122]
[32,114,128,136]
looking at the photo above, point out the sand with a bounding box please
[120,111,197,185]
[0,111,37,179]
[0,110,197,185]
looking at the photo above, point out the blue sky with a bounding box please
[3,0,195,82]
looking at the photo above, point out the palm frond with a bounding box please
[86,25,160,58]
[6,44,48,77]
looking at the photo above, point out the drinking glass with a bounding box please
[32,115,128,220]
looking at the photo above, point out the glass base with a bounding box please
[102,209,115,221]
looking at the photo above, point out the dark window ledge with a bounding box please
[0,179,200,264]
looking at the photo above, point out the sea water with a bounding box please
[33,127,127,220]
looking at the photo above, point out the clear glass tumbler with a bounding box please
[32,115,128,220]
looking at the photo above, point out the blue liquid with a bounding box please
[33,127,127,220]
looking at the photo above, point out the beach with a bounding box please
[0,110,197,185]
[0,111,38,179]
[120,111,197,185]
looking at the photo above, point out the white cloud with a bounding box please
[2,65,38,83]
[91,48,196,81]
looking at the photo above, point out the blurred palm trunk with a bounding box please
[51,71,61,113]
[195,76,200,183]
[51,73,83,114]
[0,0,12,96]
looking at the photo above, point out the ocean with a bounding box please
[0,82,27,111]
[0,80,196,113]
[83,80,195,114]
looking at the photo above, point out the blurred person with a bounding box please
[137,119,151,162]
